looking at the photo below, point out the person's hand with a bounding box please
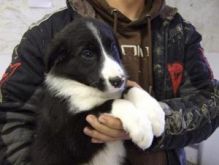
[83,80,141,143]
[83,114,130,143]
[127,80,141,88]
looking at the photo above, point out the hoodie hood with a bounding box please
[88,0,165,27]
[67,0,177,28]
[67,0,177,95]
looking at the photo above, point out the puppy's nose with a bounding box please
[109,76,124,88]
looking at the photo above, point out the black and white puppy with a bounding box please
[32,18,165,165]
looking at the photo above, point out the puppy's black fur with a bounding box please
[33,92,114,164]
[32,18,126,165]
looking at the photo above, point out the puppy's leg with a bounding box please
[123,87,165,137]
[111,99,153,150]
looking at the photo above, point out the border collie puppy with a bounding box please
[32,18,165,165]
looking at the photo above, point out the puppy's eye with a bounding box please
[81,50,95,60]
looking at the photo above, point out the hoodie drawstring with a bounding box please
[111,9,119,33]
[111,9,154,95]
[146,15,154,95]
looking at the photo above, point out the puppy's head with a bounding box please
[45,18,126,94]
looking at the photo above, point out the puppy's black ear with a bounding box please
[45,35,66,73]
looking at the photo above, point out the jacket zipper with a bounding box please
[164,21,169,99]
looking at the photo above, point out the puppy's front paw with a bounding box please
[126,114,153,150]
[111,99,153,150]
[124,87,165,137]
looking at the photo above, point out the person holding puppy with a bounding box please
[0,0,219,165]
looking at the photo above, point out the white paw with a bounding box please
[124,87,165,137]
[126,114,153,150]
[111,99,153,150]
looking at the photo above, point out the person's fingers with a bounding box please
[91,138,104,143]
[98,114,124,130]
[83,127,116,142]
[85,115,127,138]
[127,80,141,88]
[84,127,130,144]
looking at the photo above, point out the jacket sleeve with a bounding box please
[0,25,46,164]
[154,21,219,150]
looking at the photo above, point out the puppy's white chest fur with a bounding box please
[84,141,125,165]
[45,74,122,112]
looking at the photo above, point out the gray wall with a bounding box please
[167,0,219,53]
[0,0,66,56]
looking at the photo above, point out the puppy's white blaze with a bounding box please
[45,74,121,112]
[86,22,125,92]
[102,55,125,92]
[84,141,125,165]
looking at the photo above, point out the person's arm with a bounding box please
[151,21,219,150]
[0,26,45,164]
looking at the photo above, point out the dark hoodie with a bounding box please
[70,0,166,95]
[69,0,167,164]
